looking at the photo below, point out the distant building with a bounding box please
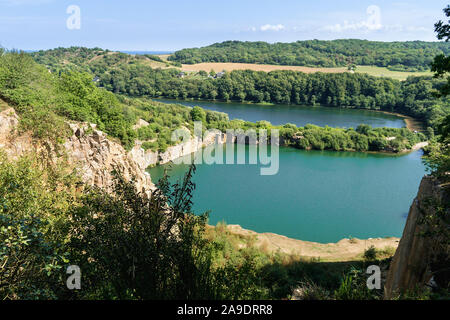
[177,72,186,78]
[214,71,225,79]
[93,76,100,82]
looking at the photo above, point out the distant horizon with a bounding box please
[1,1,447,51]
[13,38,448,54]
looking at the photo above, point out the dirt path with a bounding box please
[224,224,399,262]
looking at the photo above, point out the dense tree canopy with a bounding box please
[94,64,449,131]
[0,40,447,301]
[24,47,449,151]
[29,47,450,133]
[425,5,450,179]
[168,40,450,72]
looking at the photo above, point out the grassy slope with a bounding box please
[179,62,433,80]
[168,39,449,71]
[355,66,433,81]
[31,47,434,81]
[28,48,430,154]
[180,62,347,74]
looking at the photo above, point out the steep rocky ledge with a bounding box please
[0,108,153,192]
[384,176,449,298]
[0,108,226,194]
[1,108,410,269]
[129,128,226,170]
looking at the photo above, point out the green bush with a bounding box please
[0,153,78,300]
[363,246,378,261]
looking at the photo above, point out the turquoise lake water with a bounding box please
[149,145,426,243]
[155,98,406,129]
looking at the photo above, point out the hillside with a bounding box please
[1,52,411,300]
[30,47,179,73]
[1,47,448,301]
[29,47,450,132]
[179,62,433,81]
[168,39,450,72]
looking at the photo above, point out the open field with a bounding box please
[355,66,433,81]
[181,62,347,74]
[177,62,433,80]
[140,57,171,69]
[157,54,171,61]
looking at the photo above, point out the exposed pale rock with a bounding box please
[130,129,227,171]
[0,108,34,159]
[384,176,449,298]
[63,123,154,193]
[133,118,150,130]
[1,108,228,195]
[0,108,154,194]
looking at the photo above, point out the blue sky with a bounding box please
[0,0,448,51]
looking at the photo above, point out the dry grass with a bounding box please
[140,58,170,69]
[181,62,347,74]
[404,117,426,132]
[88,51,118,63]
[179,62,433,80]
[157,54,171,61]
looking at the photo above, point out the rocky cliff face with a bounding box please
[0,109,228,194]
[0,108,156,193]
[64,123,155,193]
[384,176,449,298]
[129,128,226,170]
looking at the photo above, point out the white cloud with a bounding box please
[323,21,431,35]
[405,26,431,32]
[259,24,285,32]
[323,20,382,33]
[323,5,383,33]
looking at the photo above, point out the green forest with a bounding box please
[1,151,404,300]
[1,1,450,303]
[1,51,421,300]
[30,47,450,133]
[168,40,450,71]
[4,49,424,153]
[0,45,448,301]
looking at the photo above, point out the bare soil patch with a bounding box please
[221,224,399,262]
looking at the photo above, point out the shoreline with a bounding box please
[154,97,426,132]
[377,110,425,132]
[210,224,400,262]
[138,102,424,259]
